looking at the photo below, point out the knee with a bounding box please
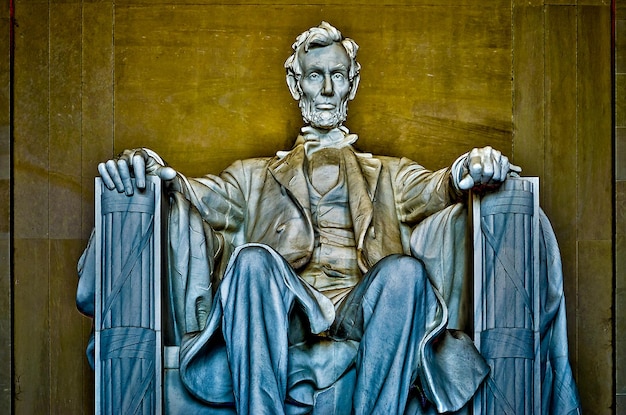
[378,254,426,276]
[227,245,280,289]
[374,255,428,291]
[233,245,274,268]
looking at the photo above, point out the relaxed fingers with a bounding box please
[132,154,147,189]
[117,159,134,196]
[98,162,116,189]
[105,159,125,192]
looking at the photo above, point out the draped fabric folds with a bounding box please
[411,204,581,415]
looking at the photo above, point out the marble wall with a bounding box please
[513,2,613,412]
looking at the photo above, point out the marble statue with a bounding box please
[77,22,581,414]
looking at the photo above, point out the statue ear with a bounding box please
[348,73,360,101]
[286,73,301,101]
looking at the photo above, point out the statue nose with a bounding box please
[322,74,333,96]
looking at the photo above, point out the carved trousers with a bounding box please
[219,244,440,415]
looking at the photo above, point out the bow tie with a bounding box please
[300,126,359,156]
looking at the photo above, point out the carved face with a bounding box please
[297,43,352,130]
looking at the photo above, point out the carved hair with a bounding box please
[284,21,361,86]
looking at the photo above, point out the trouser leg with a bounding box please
[331,254,440,415]
[219,244,334,415]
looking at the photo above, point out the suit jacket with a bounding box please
[173,142,491,412]
[173,141,460,279]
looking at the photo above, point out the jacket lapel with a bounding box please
[342,149,382,252]
[268,144,311,214]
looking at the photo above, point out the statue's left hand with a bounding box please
[456,146,522,191]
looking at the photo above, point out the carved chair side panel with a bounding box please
[472,177,541,415]
[95,177,163,415]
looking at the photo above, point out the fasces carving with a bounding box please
[94,177,163,414]
[472,178,541,414]
[77,22,580,414]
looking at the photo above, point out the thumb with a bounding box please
[458,174,475,190]
[156,166,177,181]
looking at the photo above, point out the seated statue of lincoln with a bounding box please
[93,22,523,414]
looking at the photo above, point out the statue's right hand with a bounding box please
[97,148,177,196]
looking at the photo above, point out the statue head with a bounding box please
[285,22,361,130]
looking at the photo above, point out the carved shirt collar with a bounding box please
[277,125,359,159]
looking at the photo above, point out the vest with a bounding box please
[299,148,363,305]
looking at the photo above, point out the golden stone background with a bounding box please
[113,4,512,174]
[2,0,619,413]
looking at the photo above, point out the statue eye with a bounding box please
[332,73,345,81]
[308,72,321,80]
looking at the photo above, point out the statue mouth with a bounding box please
[315,103,336,110]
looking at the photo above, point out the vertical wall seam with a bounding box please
[8,0,15,411]
[79,1,85,410]
[112,1,115,157]
[47,0,52,412]
[574,2,579,384]
[611,0,618,409]
[511,0,515,162]
[539,2,549,210]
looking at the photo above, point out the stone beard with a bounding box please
[299,92,349,129]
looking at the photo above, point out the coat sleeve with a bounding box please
[166,192,223,342]
[393,157,463,225]
[169,160,249,233]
